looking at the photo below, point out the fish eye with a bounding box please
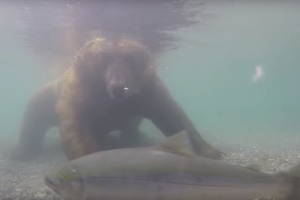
[46,178,62,187]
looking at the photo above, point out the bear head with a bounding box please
[72,38,155,102]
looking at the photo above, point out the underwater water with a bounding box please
[0,1,300,199]
[0,1,300,151]
[155,1,300,148]
[0,3,51,147]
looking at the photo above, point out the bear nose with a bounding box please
[111,84,129,99]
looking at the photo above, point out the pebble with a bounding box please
[0,141,299,199]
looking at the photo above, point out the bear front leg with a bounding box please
[59,117,100,160]
[10,81,59,161]
[147,99,224,160]
[141,77,225,160]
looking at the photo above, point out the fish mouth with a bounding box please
[45,186,61,197]
[44,177,53,185]
[44,177,62,197]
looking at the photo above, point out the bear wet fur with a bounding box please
[11,38,224,161]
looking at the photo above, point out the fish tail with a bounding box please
[283,163,300,200]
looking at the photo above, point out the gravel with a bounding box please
[0,137,299,200]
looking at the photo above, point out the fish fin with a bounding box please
[246,164,261,171]
[288,163,300,177]
[278,163,300,200]
[289,164,300,200]
[155,130,197,157]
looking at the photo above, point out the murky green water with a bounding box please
[0,1,299,151]
[1,2,300,199]
[155,1,300,147]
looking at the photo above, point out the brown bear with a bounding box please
[11,38,224,161]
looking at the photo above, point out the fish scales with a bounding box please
[44,131,300,200]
